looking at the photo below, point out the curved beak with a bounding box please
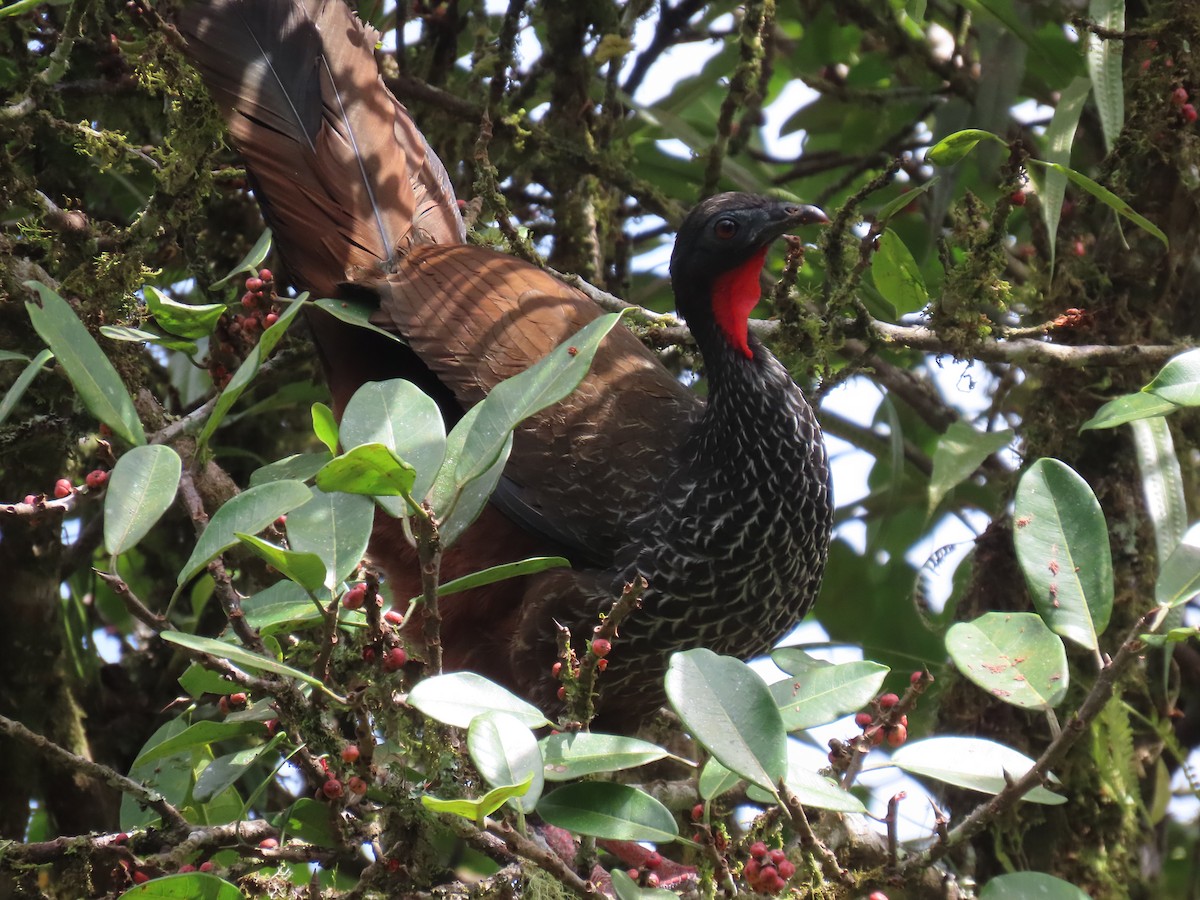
[753,201,830,244]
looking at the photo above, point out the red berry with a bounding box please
[23,494,37,505]
[1009,190,1026,206]
[259,837,278,849]
[899,714,908,727]
[217,696,230,716]
[596,658,608,672]
[274,515,287,528]
[245,277,264,292]
[241,292,258,309]
[341,744,360,764]
[178,864,196,873]
[85,469,108,489]
[888,724,908,747]
[1172,86,1189,106]
[768,848,786,865]
[242,315,259,331]
[626,869,639,880]
[749,841,767,859]
[229,692,247,708]
[382,647,407,672]
[645,873,659,888]
[53,479,73,499]
[1183,103,1198,123]
[759,865,777,883]
[556,685,566,700]
[551,661,563,677]
[878,693,899,709]
[258,268,272,282]
[264,719,278,736]
[855,712,873,728]
[343,584,367,610]
[322,778,343,799]
[777,859,795,879]
[131,870,150,884]
[645,851,661,870]
[114,833,129,845]
[1072,238,1087,256]
[691,803,704,821]
[199,861,214,872]
[871,729,885,746]
[1140,59,1152,72]
[591,638,611,658]
[348,775,368,795]
[384,609,404,625]
[264,312,279,326]
[744,859,760,880]
[869,893,889,900]
[767,875,787,893]
[910,670,923,685]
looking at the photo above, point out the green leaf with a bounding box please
[875,176,940,224]
[1145,348,1200,405]
[927,422,1012,517]
[430,404,513,547]
[100,324,198,354]
[1029,159,1168,250]
[339,378,447,513]
[132,719,263,766]
[540,732,672,781]
[872,229,928,317]
[432,557,570,601]
[235,533,327,594]
[159,631,339,698]
[197,297,305,448]
[0,350,29,362]
[194,740,278,802]
[431,313,624,532]
[25,281,146,445]
[117,871,244,899]
[178,664,238,698]
[924,128,1006,166]
[1014,459,1113,650]
[276,797,339,848]
[979,871,1092,899]
[315,442,417,499]
[285,487,374,588]
[1033,77,1091,272]
[745,742,866,813]
[211,228,272,288]
[242,580,323,632]
[312,296,408,345]
[884,736,1065,805]
[0,348,53,427]
[249,451,333,487]
[408,672,551,729]
[537,782,678,842]
[422,775,534,824]
[664,649,787,794]
[177,480,312,586]
[946,612,1069,710]
[769,658,890,731]
[121,718,193,830]
[311,402,339,454]
[468,711,544,813]
[1081,392,1179,430]
[1130,417,1187,567]
[105,445,183,556]
[1086,0,1125,153]
[1156,543,1200,608]
[697,758,742,801]
[144,285,226,339]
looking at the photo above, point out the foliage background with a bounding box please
[1,0,1199,897]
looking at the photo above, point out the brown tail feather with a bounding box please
[179,0,464,299]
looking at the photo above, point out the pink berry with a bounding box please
[1009,190,1026,206]
[245,277,264,292]
[23,494,36,505]
[552,662,563,677]
[557,685,566,700]
[241,292,258,309]
[258,268,272,282]
[343,584,367,610]
[382,647,407,672]
[348,775,368,795]
[645,851,661,870]
[1172,86,1189,106]
[384,609,403,625]
[855,712,873,728]
[229,692,247,708]
[910,670,923,684]
[322,778,343,799]
[1183,103,1198,123]
[869,893,889,900]
[645,873,659,888]
[258,837,278,849]
[777,859,795,879]
[878,693,899,710]
[198,861,214,872]
[744,859,760,880]
[768,848,786,865]
[85,469,108,489]
[178,864,196,873]
[53,479,73,499]
[114,833,129,845]
[131,870,150,884]
[691,803,704,821]
[749,841,767,859]
[591,638,611,658]
[888,724,908,747]
[264,312,279,326]
[341,744,360,764]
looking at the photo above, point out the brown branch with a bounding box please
[778,782,851,885]
[484,819,600,897]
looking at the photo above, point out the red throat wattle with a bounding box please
[711,246,769,359]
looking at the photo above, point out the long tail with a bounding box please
[178,0,464,299]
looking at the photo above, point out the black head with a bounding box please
[669,193,827,357]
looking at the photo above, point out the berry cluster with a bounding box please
[852,691,909,748]
[625,850,664,888]
[743,841,796,893]
[209,269,280,388]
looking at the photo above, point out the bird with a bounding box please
[178,0,833,726]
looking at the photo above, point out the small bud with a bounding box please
[557,685,566,700]
[23,494,37,506]
[1172,86,1189,106]
[1183,103,1198,123]
[645,873,659,888]
[362,646,376,663]
[1009,190,1026,206]
[178,864,196,873]
[910,670,923,685]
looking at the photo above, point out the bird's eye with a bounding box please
[713,217,738,239]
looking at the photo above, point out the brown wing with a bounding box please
[179,0,464,299]
[362,243,700,558]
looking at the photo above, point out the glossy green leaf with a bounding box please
[408,672,551,729]
[540,732,672,781]
[1034,77,1091,272]
[537,782,678,842]
[1014,459,1113,650]
[927,422,1012,516]
[276,797,339,848]
[885,736,1065,804]
[1081,392,1179,430]
[121,718,192,830]
[431,403,513,547]
[100,324,198,354]
[311,402,339,454]
[144,285,226,339]
[468,711,543,812]
[1029,159,1167,249]
[285,487,374,588]
[946,612,1069,709]
[1086,0,1124,153]
[875,176,940,223]
[1156,543,1200,608]
[339,378,446,513]
[0,347,52,427]
[117,871,244,899]
[431,556,570,601]
[422,776,534,824]
[872,229,928,316]
[159,631,337,697]
[132,719,263,766]
[177,480,312,586]
[235,533,327,594]
[697,758,742,801]
[312,296,408,345]
[979,870,1091,899]
[1131,417,1186,567]
[178,664,238,699]
[665,649,786,794]
[194,740,278,802]
[249,451,333,487]
[925,128,1005,166]
[1145,348,1200,406]
[769,659,889,731]
[745,741,866,813]
[25,281,145,445]
[210,228,272,288]
[105,445,183,555]
[0,350,29,362]
[315,442,416,499]
[197,297,304,448]
[242,580,323,632]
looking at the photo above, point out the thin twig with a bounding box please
[778,781,851,885]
